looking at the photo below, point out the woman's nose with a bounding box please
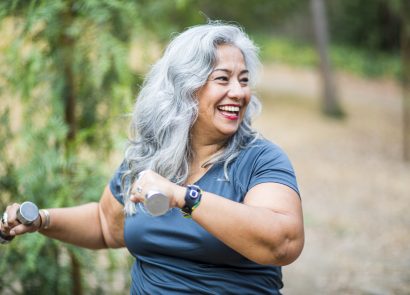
[227,80,245,101]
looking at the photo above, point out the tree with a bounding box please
[385,0,410,161]
[0,1,142,294]
[401,2,410,161]
[310,0,344,117]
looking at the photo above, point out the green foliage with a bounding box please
[125,0,307,41]
[0,0,147,293]
[257,36,401,79]
[196,0,306,33]
[256,36,317,67]
[330,45,401,79]
[327,0,401,53]
[132,0,203,40]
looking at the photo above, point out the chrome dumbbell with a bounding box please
[0,201,39,244]
[143,191,170,217]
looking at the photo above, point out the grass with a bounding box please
[254,35,401,80]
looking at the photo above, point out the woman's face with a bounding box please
[192,45,251,142]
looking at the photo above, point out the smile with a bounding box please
[217,105,240,120]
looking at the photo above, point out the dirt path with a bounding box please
[256,64,409,294]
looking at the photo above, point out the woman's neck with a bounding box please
[185,139,226,185]
[191,140,226,160]
[191,138,226,165]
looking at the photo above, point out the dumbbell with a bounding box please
[0,201,39,244]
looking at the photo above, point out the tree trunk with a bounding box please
[59,4,83,293]
[69,250,83,295]
[63,44,76,144]
[310,0,344,117]
[61,18,76,144]
[402,0,410,161]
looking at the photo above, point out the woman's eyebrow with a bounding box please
[212,68,249,75]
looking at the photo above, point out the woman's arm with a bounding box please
[132,170,304,266]
[191,183,304,266]
[2,185,125,249]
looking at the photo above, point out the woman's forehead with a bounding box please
[214,45,247,71]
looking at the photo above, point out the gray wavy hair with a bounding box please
[123,21,262,214]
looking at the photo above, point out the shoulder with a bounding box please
[238,138,290,164]
[230,137,299,195]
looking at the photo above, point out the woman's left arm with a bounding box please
[191,182,304,266]
[131,171,304,266]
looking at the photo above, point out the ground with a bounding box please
[256,64,410,294]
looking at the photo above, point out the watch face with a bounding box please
[189,190,199,199]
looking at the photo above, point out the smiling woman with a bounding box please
[0,21,304,295]
[193,45,252,140]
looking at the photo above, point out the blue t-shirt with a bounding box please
[109,139,299,294]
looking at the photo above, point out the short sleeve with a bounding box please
[109,161,128,205]
[234,140,300,197]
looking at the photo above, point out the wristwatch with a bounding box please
[181,185,203,217]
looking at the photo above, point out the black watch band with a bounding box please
[181,185,203,217]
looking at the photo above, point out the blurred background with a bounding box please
[0,0,409,294]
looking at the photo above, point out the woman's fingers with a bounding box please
[9,223,38,235]
[131,170,148,202]
[1,203,19,231]
[1,203,40,236]
[131,170,165,202]
[130,170,178,206]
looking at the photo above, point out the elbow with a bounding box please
[275,233,305,266]
[270,219,305,266]
[257,233,305,266]
[274,238,304,266]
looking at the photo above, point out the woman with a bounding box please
[0,22,304,294]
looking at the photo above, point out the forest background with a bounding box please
[0,0,409,294]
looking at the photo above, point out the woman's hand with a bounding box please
[0,203,42,237]
[130,170,185,209]
[1,190,125,249]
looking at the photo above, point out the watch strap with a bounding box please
[181,185,202,218]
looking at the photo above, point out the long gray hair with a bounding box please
[123,22,262,214]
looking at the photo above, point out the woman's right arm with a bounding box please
[2,185,125,249]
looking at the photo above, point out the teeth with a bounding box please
[218,106,240,112]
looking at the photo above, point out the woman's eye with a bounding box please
[215,76,229,82]
[240,77,249,85]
